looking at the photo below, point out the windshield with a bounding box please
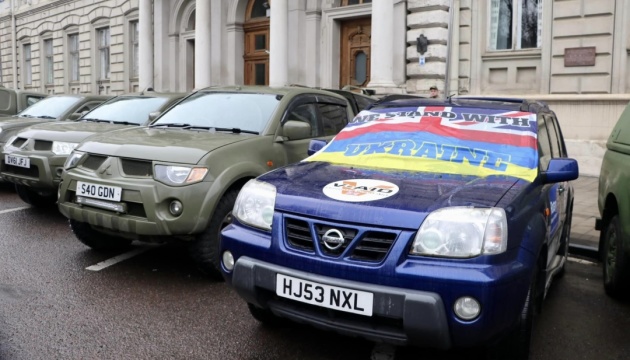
[18,96,81,119]
[83,96,169,125]
[153,92,280,133]
[305,106,539,182]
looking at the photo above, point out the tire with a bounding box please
[69,219,133,251]
[247,303,286,327]
[188,189,238,280]
[603,215,630,298]
[15,184,56,207]
[487,265,537,360]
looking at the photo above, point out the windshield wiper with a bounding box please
[149,123,191,128]
[36,115,56,119]
[111,121,138,126]
[81,118,112,123]
[183,125,259,135]
[18,114,35,118]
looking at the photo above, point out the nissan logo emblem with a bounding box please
[322,229,345,250]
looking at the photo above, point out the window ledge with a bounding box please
[482,49,542,61]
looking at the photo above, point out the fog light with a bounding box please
[169,200,183,216]
[454,296,481,320]
[222,251,235,271]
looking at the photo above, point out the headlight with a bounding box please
[154,165,208,185]
[233,179,276,231]
[64,151,85,170]
[52,141,79,155]
[410,207,507,258]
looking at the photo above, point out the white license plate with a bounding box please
[76,181,122,202]
[276,274,373,316]
[5,154,30,169]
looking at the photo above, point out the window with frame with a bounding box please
[97,27,111,80]
[489,0,542,51]
[130,21,139,78]
[43,38,54,85]
[319,103,348,136]
[23,44,32,85]
[342,0,372,5]
[537,116,552,171]
[68,33,80,82]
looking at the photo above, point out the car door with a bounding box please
[537,114,563,261]
[545,114,568,236]
[281,94,350,164]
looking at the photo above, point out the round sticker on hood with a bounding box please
[323,179,400,202]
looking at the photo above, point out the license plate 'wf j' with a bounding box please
[276,274,373,316]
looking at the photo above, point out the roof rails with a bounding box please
[452,96,548,112]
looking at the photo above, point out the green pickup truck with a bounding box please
[1,92,184,206]
[0,86,47,115]
[56,86,362,278]
[598,102,630,298]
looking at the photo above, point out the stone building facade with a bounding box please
[0,0,627,175]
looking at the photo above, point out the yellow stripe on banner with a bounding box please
[305,152,538,182]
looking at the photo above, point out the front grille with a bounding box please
[34,140,52,151]
[285,218,314,251]
[121,159,153,177]
[81,155,107,170]
[315,224,356,257]
[11,138,27,148]
[284,216,398,262]
[5,164,39,178]
[350,232,397,262]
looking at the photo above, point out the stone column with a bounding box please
[195,0,212,89]
[270,0,288,87]
[368,0,397,92]
[139,0,154,90]
[304,2,321,87]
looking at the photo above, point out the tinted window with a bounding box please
[154,92,280,133]
[537,116,552,171]
[544,115,562,158]
[288,103,319,137]
[83,96,169,125]
[353,94,375,112]
[19,96,81,118]
[319,103,348,136]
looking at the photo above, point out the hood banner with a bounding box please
[305,106,539,182]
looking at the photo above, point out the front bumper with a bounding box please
[58,168,217,237]
[232,256,451,348]
[0,152,66,190]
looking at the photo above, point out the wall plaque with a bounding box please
[564,47,596,67]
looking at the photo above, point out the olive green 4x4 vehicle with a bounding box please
[598,102,630,298]
[57,85,356,278]
[0,94,111,149]
[1,92,184,206]
[0,86,47,116]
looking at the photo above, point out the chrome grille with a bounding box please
[121,159,153,177]
[81,155,107,170]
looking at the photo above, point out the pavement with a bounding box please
[569,175,601,259]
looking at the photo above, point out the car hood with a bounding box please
[259,161,520,230]
[77,127,253,164]
[15,121,133,143]
[0,117,52,130]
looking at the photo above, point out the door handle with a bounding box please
[558,185,565,194]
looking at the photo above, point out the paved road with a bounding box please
[1,181,629,360]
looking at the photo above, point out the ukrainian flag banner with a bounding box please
[305,106,539,182]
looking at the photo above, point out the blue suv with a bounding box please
[220,97,578,359]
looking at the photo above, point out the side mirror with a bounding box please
[67,113,82,121]
[283,120,311,140]
[308,139,328,155]
[543,158,579,183]
[148,111,161,122]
